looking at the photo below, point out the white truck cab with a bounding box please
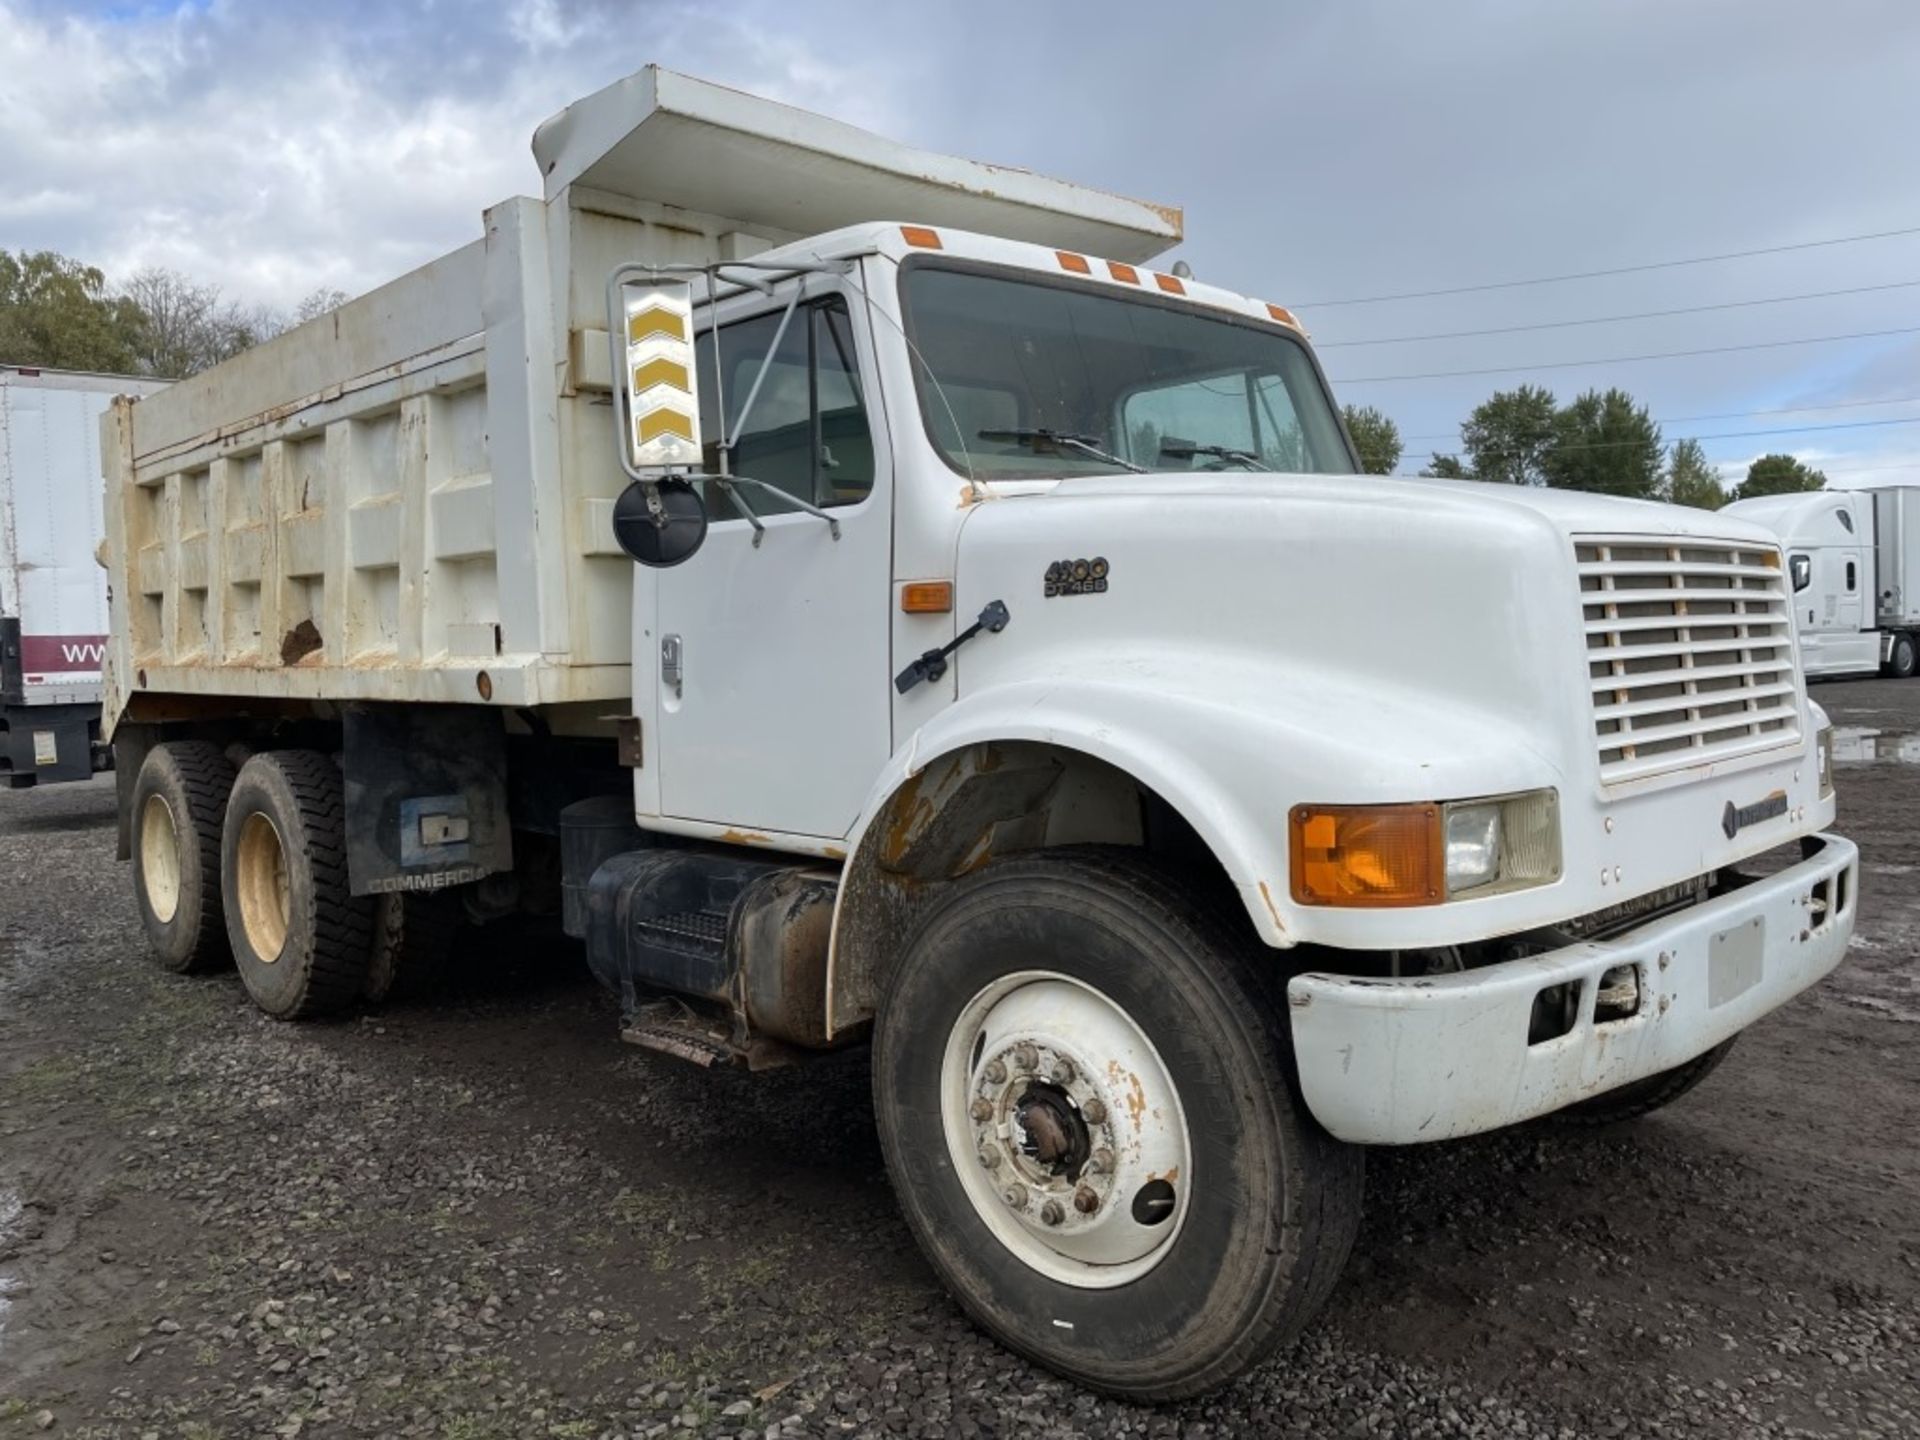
[100,67,1857,1400]
[1727,486,1920,679]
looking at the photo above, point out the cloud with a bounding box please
[1,0,1917,480]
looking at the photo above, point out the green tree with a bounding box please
[1543,387,1663,498]
[1341,404,1402,474]
[1422,454,1470,478]
[1665,438,1727,509]
[1736,452,1828,500]
[1461,384,1558,485]
[0,250,146,372]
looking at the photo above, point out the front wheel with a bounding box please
[1888,632,1917,679]
[1557,1038,1738,1126]
[872,850,1363,1401]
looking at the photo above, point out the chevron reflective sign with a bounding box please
[620,278,702,471]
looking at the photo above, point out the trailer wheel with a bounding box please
[1887,633,1917,679]
[363,892,462,1004]
[872,848,1363,1402]
[1557,1038,1737,1126]
[130,741,237,973]
[221,750,373,1019]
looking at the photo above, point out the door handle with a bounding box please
[661,634,684,698]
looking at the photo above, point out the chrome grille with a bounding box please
[1577,536,1802,785]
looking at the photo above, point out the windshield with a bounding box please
[900,262,1355,480]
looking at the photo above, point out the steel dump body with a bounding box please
[99,66,1180,729]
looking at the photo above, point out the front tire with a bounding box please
[1888,632,1917,679]
[221,751,373,1019]
[872,849,1363,1401]
[130,741,236,974]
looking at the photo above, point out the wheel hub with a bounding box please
[943,972,1192,1288]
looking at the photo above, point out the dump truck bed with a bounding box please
[101,65,1181,729]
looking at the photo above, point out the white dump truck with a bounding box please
[101,67,1858,1399]
[1726,485,1920,680]
[2,366,167,785]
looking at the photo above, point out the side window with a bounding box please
[696,298,873,514]
[1789,553,1812,592]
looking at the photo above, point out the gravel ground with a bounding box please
[2,679,1917,1439]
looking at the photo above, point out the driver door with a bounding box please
[651,285,893,841]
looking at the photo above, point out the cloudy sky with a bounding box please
[5,0,1919,486]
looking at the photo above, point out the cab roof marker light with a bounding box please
[1154,273,1185,295]
[1265,302,1300,328]
[901,225,943,249]
[1056,250,1092,274]
[1107,261,1140,285]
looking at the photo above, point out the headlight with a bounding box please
[1817,723,1834,799]
[1289,789,1560,907]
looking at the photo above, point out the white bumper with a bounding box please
[1286,834,1859,1144]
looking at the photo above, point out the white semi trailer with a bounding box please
[1725,486,1920,680]
[101,67,1858,1399]
[2,366,167,785]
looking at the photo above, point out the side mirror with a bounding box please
[613,477,708,567]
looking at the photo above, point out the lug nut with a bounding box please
[1049,1058,1076,1084]
[1001,1183,1028,1209]
[1040,1200,1065,1226]
[1082,1098,1107,1126]
[1013,1042,1040,1073]
[1073,1185,1100,1215]
[969,1098,994,1123]
[983,1059,1007,1085]
[978,1147,1001,1171]
[1087,1146,1114,1176]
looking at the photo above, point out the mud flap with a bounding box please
[342,705,512,896]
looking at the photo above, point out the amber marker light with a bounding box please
[1107,261,1140,284]
[1056,251,1092,274]
[900,581,954,614]
[1289,803,1444,907]
[900,226,943,249]
[1266,303,1300,328]
[1154,273,1186,295]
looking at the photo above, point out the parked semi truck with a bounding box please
[100,67,1858,1399]
[2,366,167,786]
[1725,485,1920,680]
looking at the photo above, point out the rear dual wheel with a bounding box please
[221,751,373,1019]
[873,849,1364,1402]
[131,741,237,973]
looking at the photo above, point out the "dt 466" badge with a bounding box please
[1045,557,1110,598]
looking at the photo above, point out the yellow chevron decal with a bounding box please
[627,306,687,343]
[631,357,691,394]
[636,409,695,444]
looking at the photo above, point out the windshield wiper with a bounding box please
[1159,437,1263,471]
[979,428,1147,473]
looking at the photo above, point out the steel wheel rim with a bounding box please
[235,811,291,963]
[139,794,183,924]
[939,969,1192,1289]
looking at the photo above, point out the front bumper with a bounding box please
[1286,833,1858,1144]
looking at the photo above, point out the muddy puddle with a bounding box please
[1832,726,1920,764]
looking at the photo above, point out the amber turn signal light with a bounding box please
[1289,803,1443,907]
[900,581,954,614]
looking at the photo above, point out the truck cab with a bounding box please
[100,66,1859,1401]
[1725,489,1879,677]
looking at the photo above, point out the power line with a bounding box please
[1297,223,1920,308]
[1315,280,1920,348]
[1400,393,1920,441]
[1333,325,1920,385]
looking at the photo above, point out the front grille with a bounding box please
[1577,536,1802,786]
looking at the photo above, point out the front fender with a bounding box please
[840,662,1568,958]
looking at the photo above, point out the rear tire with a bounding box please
[1887,633,1917,679]
[221,751,373,1019]
[872,848,1363,1402]
[1558,1038,1737,1125]
[363,892,462,1004]
[130,741,236,974]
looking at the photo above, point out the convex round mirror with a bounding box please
[613,477,708,567]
